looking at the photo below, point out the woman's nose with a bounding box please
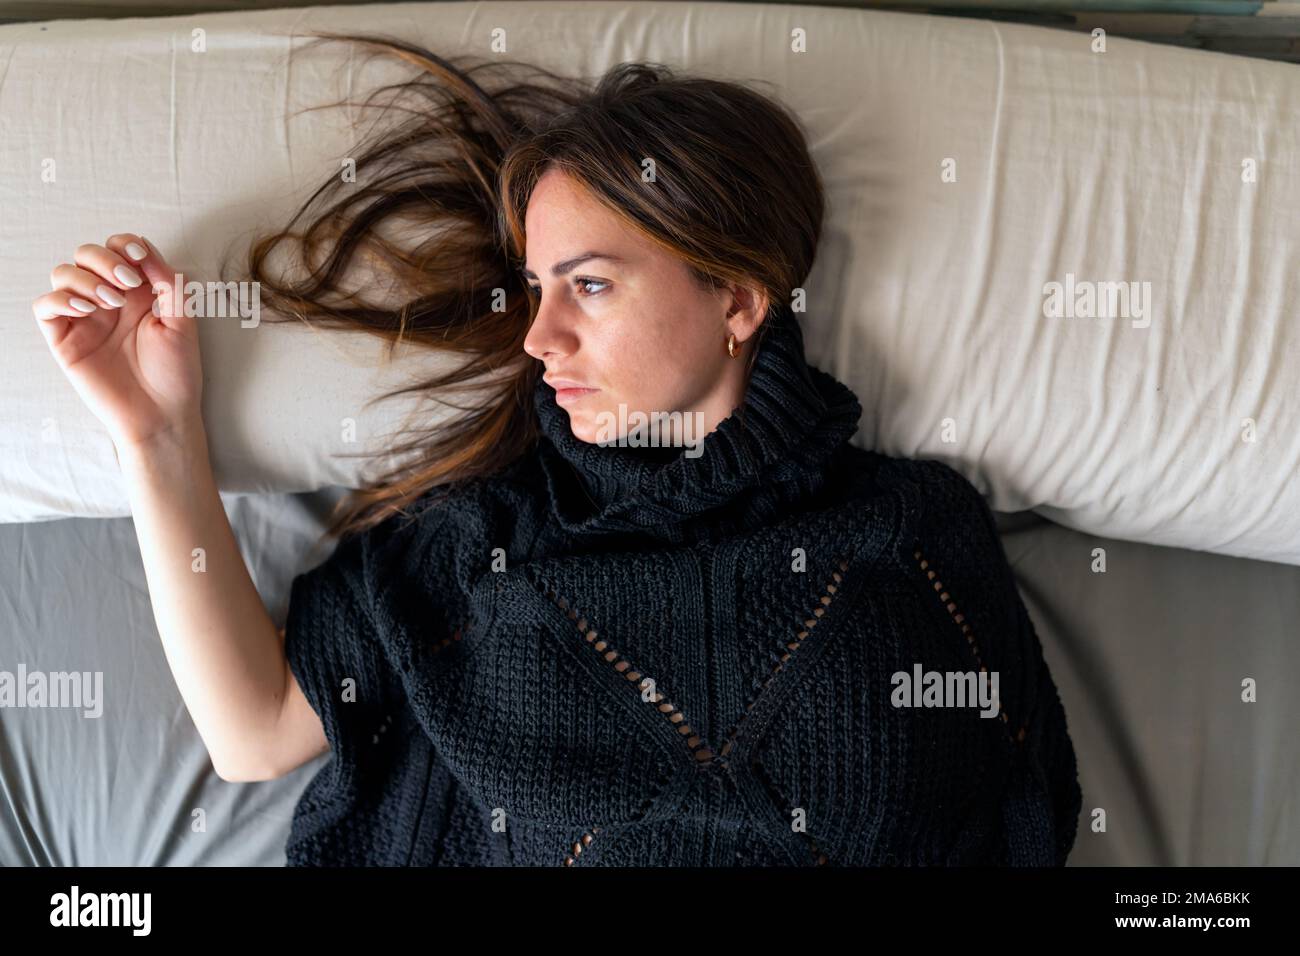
[522,301,576,360]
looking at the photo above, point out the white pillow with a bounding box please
[0,11,455,521]
[1,3,1297,570]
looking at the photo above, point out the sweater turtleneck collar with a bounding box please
[533,303,863,544]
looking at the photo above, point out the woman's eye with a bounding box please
[525,278,609,298]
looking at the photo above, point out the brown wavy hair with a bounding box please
[237,33,825,543]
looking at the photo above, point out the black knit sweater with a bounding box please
[281,304,1082,866]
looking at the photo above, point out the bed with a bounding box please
[1,0,1296,865]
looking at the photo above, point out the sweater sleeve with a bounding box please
[282,525,407,797]
[905,460,1083,864]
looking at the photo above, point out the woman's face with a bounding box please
[521,167,766,446]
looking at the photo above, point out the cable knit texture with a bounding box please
[282,303,1082,866]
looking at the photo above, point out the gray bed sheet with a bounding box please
[0,491,1295,865]
[0,490,340,866]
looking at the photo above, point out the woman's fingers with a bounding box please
[68,242,146,295]
[33,288,104,321]
[32,292,71,347]
[104,233,151,265]
[36,234,191,356]
[105,233,187,328]
[31,289,111,351]
[49,263,129,310]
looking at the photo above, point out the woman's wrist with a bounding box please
[113,417,211,481]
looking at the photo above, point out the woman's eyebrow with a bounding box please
[521,252,626,280]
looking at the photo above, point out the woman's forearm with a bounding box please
[34,234,322,780]
[116,424,289,781]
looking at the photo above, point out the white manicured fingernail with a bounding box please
[96,284,126,307]
[113,264,142,287]
[125,242,147,261]
[69,297,97,313]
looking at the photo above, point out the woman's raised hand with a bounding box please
[32,234,202,451]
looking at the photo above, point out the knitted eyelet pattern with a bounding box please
[736,558,849,867]
[563,825,600,866]
[543,555,849,867]
[720,557,849,758]
[559,770,680,866]
[913,546,1028,745]
[734,554,847,867]
[541,585,708,866]
[541,587,717,761]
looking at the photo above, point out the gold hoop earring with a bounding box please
[727,333,738,358]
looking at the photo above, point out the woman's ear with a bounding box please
[723,284,769,344]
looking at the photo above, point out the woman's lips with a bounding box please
[555,386,599,405]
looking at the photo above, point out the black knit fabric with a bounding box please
[281,303,1082,866]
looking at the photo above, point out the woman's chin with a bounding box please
[562,408,603,445]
